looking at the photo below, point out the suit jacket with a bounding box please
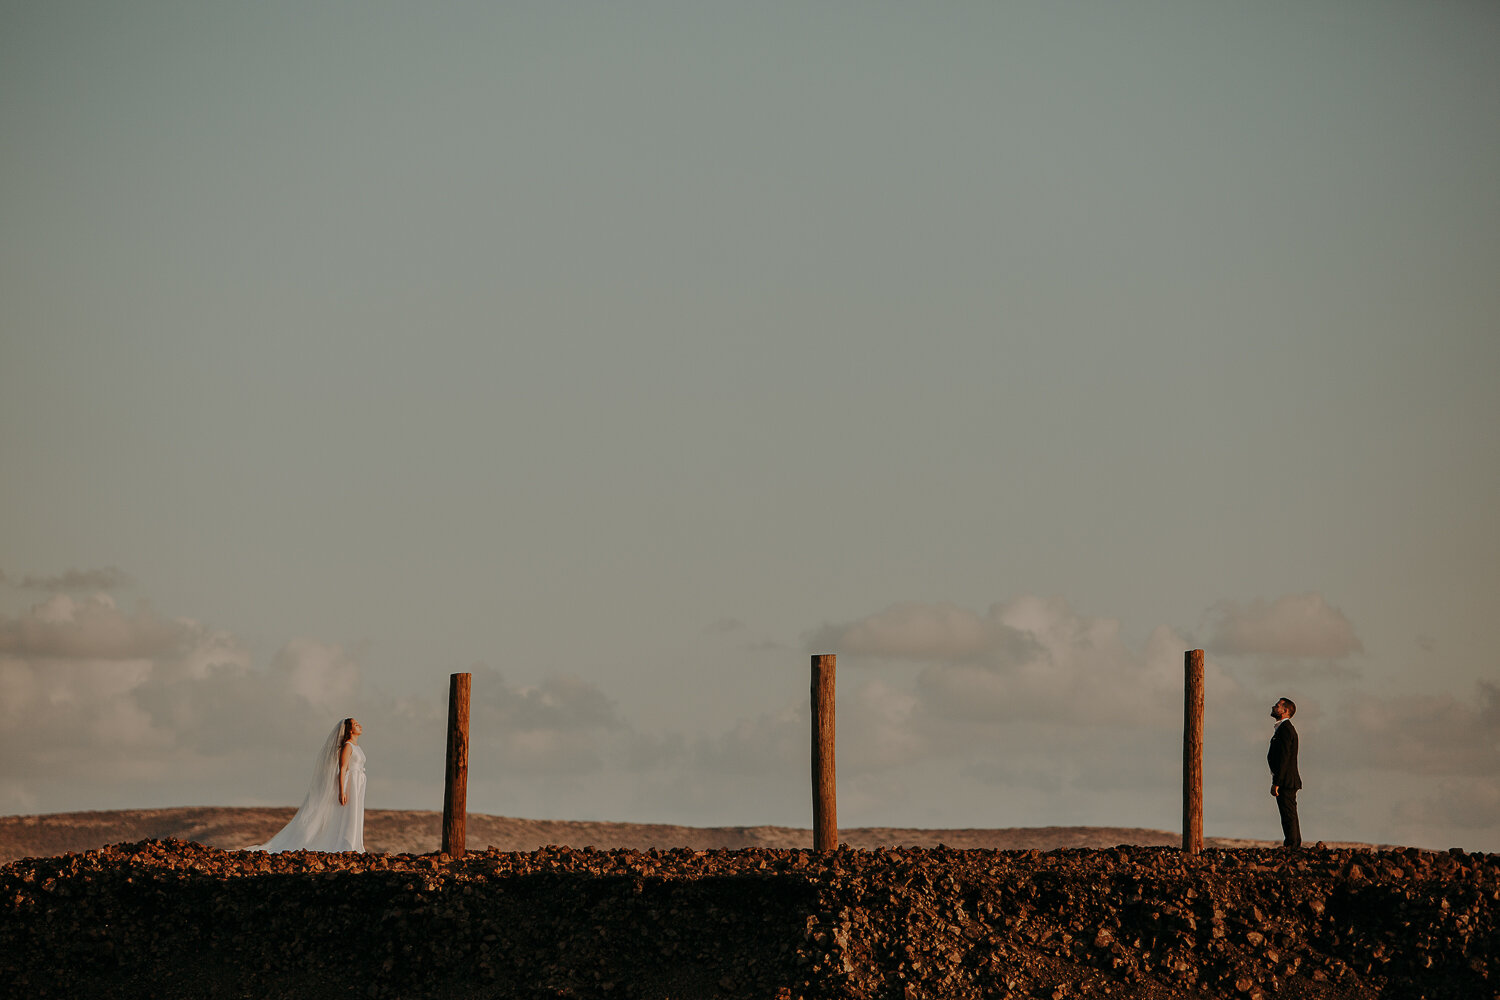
[1267,720,1302,791]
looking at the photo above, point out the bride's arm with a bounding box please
[338,743,351,806]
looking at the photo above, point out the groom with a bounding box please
[1267,697,1302,848]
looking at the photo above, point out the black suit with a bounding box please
[1267,719,1302,847]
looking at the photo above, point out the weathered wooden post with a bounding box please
[811,654,837,853]
[1183,649,1204,855]
[442,671,472,857]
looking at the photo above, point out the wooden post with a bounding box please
[811,654,837,853]
[1183,649,1204,855]
[442,672,472,857]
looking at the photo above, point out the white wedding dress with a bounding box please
[253,719,366,853]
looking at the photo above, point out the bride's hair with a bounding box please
[338,717,354,753]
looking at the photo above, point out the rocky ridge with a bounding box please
[3,838,1496,999]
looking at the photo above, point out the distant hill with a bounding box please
[0,807,1294,862]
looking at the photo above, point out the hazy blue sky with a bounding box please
[3,1,1497,851]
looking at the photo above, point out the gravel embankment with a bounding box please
[3,840,1495,999]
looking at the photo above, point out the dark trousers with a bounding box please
[1276,788,1301,848]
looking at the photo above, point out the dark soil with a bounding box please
[3,840,1495,999]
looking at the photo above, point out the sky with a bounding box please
[2,0,1497,852]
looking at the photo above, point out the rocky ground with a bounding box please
[3,838,1495,1000]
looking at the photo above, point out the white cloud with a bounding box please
[807,601,1033,662]
[0,593,185,660]
[272,638,360,711]
[817,595,1235,732]
[1392,776,1500,835]
[1323,681,1500,777]
[694,702,806,776]
[840,679,925,773]
[0,647,172,782]
[467,667,631,777]
[0,597,352,804]
[778,595,1256,830]
[0,592,655,814]
[2,582,1494,850]
[1206,593,1363,659]
[18,566,132,592]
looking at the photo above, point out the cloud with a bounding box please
[19,566,132,592]
[467,667,630,776]
[0,650,164,755]
[775,594,1386,833]
[3,583,1493,849]
[0,598,346,797]
[1392,776,1500,834]
[0,594,369,805]
[777,595,1255,825]
[840,679,925,773]
[816,596,1232,731]
[694,703,806,776]
[0,594,187,660]
[1205,593,1363,659]
[272,638,361,712]
[1323,681,1500,777]
[806,601,1038,662]
[0,587,652,815]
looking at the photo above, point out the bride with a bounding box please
[253,717,366,853]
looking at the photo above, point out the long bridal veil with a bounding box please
[253,718,359,853]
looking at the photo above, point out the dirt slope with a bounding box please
[0,806,1288,862]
